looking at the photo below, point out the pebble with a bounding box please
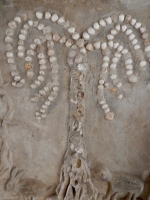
[82,32,90,40]
[45,12,51,19]
[105,111,114,120]
[51,14,58,22]
[36,11,43,19]
[128,74,137,83]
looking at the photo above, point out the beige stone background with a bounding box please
[0,0,150,198]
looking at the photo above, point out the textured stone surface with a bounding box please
[0,0,150,199]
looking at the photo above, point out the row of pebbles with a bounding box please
[97,40,136,120]
[83,13,150,57]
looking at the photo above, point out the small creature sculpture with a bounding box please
[6,167,55,200]
[96,164,144,200]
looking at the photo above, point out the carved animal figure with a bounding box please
[97,164,144,200]
[5,167,55,200]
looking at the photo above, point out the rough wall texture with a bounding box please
[0,0,150,199]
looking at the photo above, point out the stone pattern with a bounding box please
[0,6,150,200]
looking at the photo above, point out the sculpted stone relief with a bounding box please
[0,7,150,200]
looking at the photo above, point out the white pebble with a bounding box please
[5,36,13,43]
[39,89,46,95]
[45,12,51,19]
[26,70,34,78]
[99,79,105,84]
[93,41,101,49]
[107,34,114,40]
[18,51,24,57]
[57,17,65,25]
[65,39,73,47]
[93,22,99,30]
[38,76,44,82]
[135,22,141,29]
[104,108,110,114]
[21,29,27,35]
[101,42,107,50]
[23,23,30,30]
[36,11,43,19]
[7,58,14,63]
[108,41,113,48]
[129,34,135,41]
[34,38,41,45]
[51,14,58,22]
[48,96,54,101]
[99,100,106,105]
[35,80,41,85]
[38,23,44,31]
[140,27,146,33]
[27,49,35,56]
[28,20,33,27]
[145,46,150,52]
[68,27,75,34]
[25,56,32,62]
[134,44,140,50]
[132,39,138,45]
[122,49,128,54]
[31,84,37,89]
[105,17,112,25]
[6,51,13,58]
[82,32,90,40]
[39,59,46,65]
[126,29,132,35]
[102,104,108,109]
[119,14,125,22]
[102,62,109,67]
[8,21,17,29]
[128,74,137,82]
[111,29,117,35]
[14,75,21,81]
[115,52,121,57]
[122,25,127,32]
[30,43,36,49]
[111,74,117,79]
[45,101,51,106]
[112,57,118,63]
[126,70,133,75]
[115,24,120,31]
[49,56,57,63]
[86,43,93,51]
[125,59,132,65]
[99,19,106,27]
[72,33,80,40]
[126,64,133,70]
[14,17,21,24]
[113,42,119,49]
[77,63,86,71]
[130,18,137,26]
[103,56,110,62]
[80,48,86,54]
[87,27,95,35]
[110,63,116,69]
[140,61,147,67]
[19,34,26,40]
[117,45,123,52]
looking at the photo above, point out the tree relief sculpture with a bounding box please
[0,8,150,200]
